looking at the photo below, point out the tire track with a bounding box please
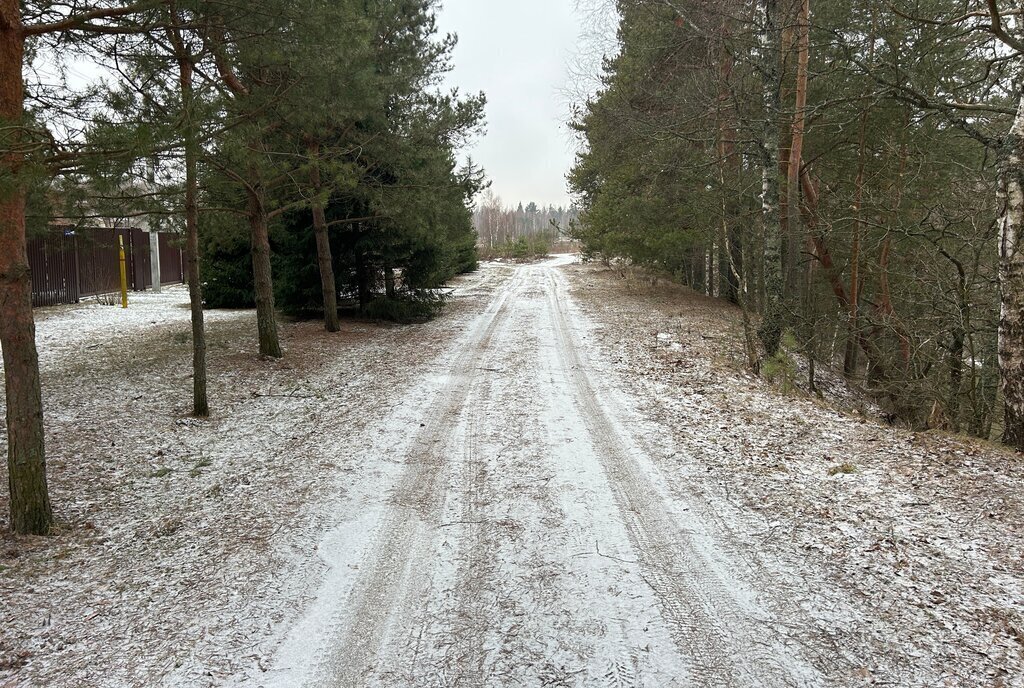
[446,401,494,688]
[543,267,818,688]
[442,272,560,687]
[313,269,526,687]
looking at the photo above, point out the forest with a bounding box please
[0,0,483,535]
[473,191,579,259]
[570,0,1024,451]
[3,2,1024,683]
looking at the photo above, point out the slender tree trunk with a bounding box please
[716,25,741,306]
[845,7,875,379]
[205,17,280,353]
[384,264,396,299]
[174,43,209,417]
[0,5,52,535]
[704,246,712,296]
[778,146,791,277]
[306,140,339,332]
[783,0,809,292]
[787,0,809,207]
[949,325,965,434]
[997,97,1024,450]
[245,180,282,358]
[800,171,849,310]
[711,239,720,297]
[845,141,865,377]
[356,253,371,310]
[757,0,785,356]
[804,248,818,394]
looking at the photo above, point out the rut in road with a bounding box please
[313,270,526,686]
[544,266,819,687]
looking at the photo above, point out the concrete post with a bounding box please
[150,231,161,293]
[147,157,162,293]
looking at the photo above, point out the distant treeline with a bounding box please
[474,192,579,254]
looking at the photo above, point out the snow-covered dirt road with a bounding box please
[3,258,1023,687]
[266,256,820,687]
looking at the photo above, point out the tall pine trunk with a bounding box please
[0,5,52,534]
[307,140,339,332]
[245,177,282,358]
[787,0,809,221]
[783,0,809,296]
[208,47,282,358]
[757,0,784,356]
[174,42,209,417]
[997,96,1024,450]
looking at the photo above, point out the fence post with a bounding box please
[118,234,129,308]
[149,231,161,293]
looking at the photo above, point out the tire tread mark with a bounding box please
[315,271,525,687]
[544,268,815,688]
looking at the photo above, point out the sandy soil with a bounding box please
[2,259,1022,687]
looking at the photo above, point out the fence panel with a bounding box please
[77,227,134,297]
[158,233,185,284]
[28,230,80,307]
[131,228,152,291]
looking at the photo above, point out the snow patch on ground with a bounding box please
[0,271,501,686]
[564,262,1024,686]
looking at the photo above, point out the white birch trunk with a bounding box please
[998,94,1024,449]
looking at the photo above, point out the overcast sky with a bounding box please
[437,1,598,209]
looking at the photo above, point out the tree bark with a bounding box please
[245,179,282,358]
[0,3,52,534]
[757,0,785,356]
[783,0,809,292]
[306,140,339,332]
[948,325,965,434]
[997,96,1024,449]
[204,29,280,356]
[716,25,742,306]
[844,6,875,379]
[788,0,809,205]
[799,171,849,309]
[172,33,209,417]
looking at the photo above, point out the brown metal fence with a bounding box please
[28,226,186,308]
[28,230,80,307]
[76,227,131,298]
[158,232,185,284]
[130,228,152,291]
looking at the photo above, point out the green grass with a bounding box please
[189,457,213,478]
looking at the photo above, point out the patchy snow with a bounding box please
[563,262,1024,686]
[31,286,209,367]
[1,259,1022,687]
[0,271,502,686]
